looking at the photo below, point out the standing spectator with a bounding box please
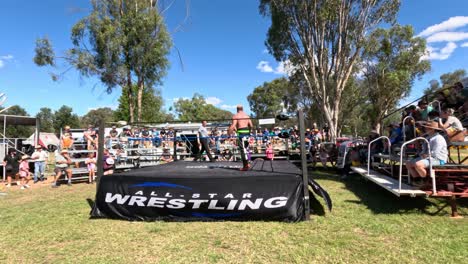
[18,155,32,189]
[52,149,73,187]
[195,121,215,162]
[265,142,274,160]
[85,153,96,184]
[3,149,20,188]
[31,145,48,183]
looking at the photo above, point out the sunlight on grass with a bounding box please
[0,171,466,263]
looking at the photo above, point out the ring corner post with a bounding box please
[298,109,310,220]
[96,119,105,191]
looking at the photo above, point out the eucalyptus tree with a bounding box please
[173,94,233,122]
[259,0,400,140]
[362,25,430,132]
[34,0,172,123]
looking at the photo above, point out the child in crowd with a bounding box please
[85,153,96,184]
[319,145,329,167]
[19,155,32,189]
[265,142,274,160]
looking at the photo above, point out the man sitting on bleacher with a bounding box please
[405,121,448,187]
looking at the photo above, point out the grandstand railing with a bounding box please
[367,136,391,176]
[398,137,436,195]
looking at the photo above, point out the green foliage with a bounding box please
[81,107,115,127]
[173,94,233,122]
[259,0,401,139]
[361,24,430,130]
[247,78,290,118]
[1,105,34,138]
[34,0,172,122]
[424,69,466,95]
[36,107,55,133]
[114,85,171,123]
[33,37,55,66]
[53,105,80,132]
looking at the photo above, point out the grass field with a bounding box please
[0,169,467,264]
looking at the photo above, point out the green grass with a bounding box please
[0,170,466,264]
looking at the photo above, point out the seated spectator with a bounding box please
[53,149,73,187]
[84,125,97,150]
[427,110,440,121]
[417,100,433,121]
[439,108,465,142]
[387,123,403,144]
[109,125,118,139]
[405,121,447,186]
[160,148,173,163]
[18,155,32,189]
[61,125,74,150]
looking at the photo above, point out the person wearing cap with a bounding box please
[61,125,74,150]
[229,105,253,171]
[18,155,32,189]
[52,149,73,187]
[31,145,48,183]
[406,121,448,186]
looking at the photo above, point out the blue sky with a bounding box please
[1,0,468,117]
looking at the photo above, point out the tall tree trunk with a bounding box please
[127,72,134,123]
[137,80,144,122]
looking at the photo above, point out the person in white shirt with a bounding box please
[31,145,48,183]
[406,121,448,185]
[439,108,465,142]
[194,121,214,162]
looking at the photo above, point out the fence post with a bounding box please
[298,109,310,220]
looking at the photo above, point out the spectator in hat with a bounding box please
[3,148,20,188]
[406,121,447,186]
[31,145,48,183]
[18,155,32,189]
[52,149,73,187]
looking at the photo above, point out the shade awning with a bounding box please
[0,115,37,126]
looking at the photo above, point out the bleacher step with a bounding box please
[351,166,427,197]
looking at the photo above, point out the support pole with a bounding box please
[96,119,105,191]
[298,109,310,220]
[3,115,6,182]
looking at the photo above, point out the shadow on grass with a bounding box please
[310,168,468,216]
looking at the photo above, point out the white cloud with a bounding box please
[426,31,468,43]
[87,105,118,111]
[262,49,269,54]
[462,42,468,47]
[256,61,274,73]
[220,104,237,110]
[0,54,13,69]
[172,97,189,102]
[421,42,457,60]
[257,60,295,75]
[418,16,468,37]
[205,96,222,106]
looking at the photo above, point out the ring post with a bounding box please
[96,119,105,191]
[298,110,310,220]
